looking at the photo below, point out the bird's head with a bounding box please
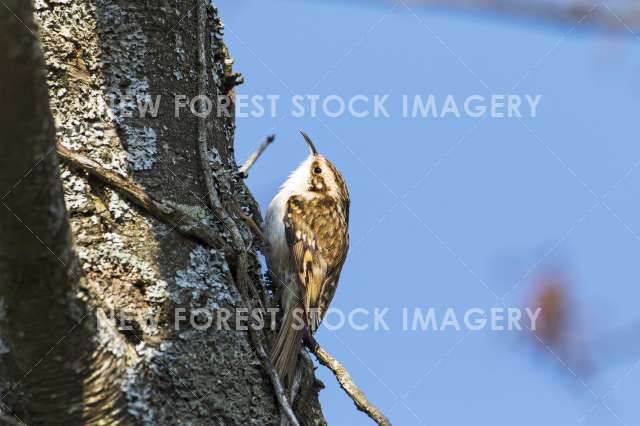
[298,130,349,201]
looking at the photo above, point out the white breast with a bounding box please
[265,156,312,276]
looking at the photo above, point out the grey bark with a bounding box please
[0,1,326,425]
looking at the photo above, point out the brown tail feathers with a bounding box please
[271,306,304,388]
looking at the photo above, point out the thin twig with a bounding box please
[233,134,278,244]
[305,334,392,426]
[194,2,299,425]
[250,328,300,426]
[238,134,275,178]
[55,144,230,256]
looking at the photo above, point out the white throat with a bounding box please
[278,155,312,197]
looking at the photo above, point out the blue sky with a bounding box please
[215,1,640,424]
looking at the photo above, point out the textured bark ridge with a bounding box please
[0,1,326,425]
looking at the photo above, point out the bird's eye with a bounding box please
[313,167,322,174]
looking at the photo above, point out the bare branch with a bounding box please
[235,134,277,243]
[238,134,276,178]
[305,334,392,426]
[55,144,230,256]
[250,329,301,426]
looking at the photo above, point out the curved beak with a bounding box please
[299,130,318,156]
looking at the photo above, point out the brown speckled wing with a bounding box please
[284,194,349,333]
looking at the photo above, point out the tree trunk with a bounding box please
[0,1,326,425]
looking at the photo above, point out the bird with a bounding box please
[266,130,350,388]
